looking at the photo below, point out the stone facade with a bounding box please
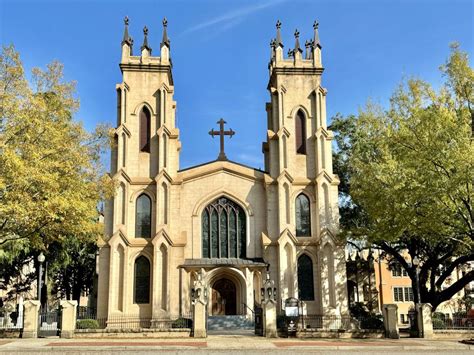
[97,19,348,326]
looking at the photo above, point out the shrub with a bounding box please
[360,315,384,330]
[76,319,99,329]
[432,317,446,329]
[171,317,192,328]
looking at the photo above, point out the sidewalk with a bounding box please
[0,336,473,354]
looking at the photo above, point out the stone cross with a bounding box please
[209,118,235,161]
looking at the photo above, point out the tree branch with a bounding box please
[436,253,474,288]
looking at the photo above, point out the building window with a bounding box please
[393,286,413,302]
[297,254,315,301]
[139,106,151,152]
[295,110,306,154]
[135,194,151,238]
[295,193,311,236]
[391,263,408,277]
[404,287,414,302]
[134,256,150,304]
[202,197,246,259]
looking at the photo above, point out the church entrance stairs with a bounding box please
[207,315,254,334]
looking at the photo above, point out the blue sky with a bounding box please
[1,0,472,170]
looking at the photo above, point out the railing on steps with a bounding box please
[242,303,255,322]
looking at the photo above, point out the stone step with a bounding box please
[207,315,254,330]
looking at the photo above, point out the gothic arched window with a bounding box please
[202,197,246,259]
[298,254,315,301]
[295,110,306,154]
[135,194,151,238]
[295,193,311,236]
[139,106,151,152]
[134,256,150,304]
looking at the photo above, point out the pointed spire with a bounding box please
[305,40,312,59]
[275,20,284,48]
[141,26,152,53]
[313,20,321,48]
[270,38,276,59]
[160,17,170,48]
[122,16,132,46]
[293,29,302,54]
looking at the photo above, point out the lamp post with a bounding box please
[412,256,421,337]
[412,256,421,304]
[37,252,45,305]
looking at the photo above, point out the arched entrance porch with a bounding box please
[206,267,247,316]
[211,278,236,315]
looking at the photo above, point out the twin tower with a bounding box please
[100,17,346,321]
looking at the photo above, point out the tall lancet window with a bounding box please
[139,106,151,152]
[134,256,150,304]
[295,193,311,236]
[298,254,315,300]
[201,197,246,259]
[295,110,306,154]
[135,194,151,238]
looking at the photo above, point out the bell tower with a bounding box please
[105,17,180,242]
[263,21,347,316]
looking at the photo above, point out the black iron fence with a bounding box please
[0,310,23,330]
[432,312,474,330]
[75,307,192,330]
[299,315,352,330]
[38,307,61,337]
[277,313,384,333]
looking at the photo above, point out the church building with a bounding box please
[97,17,348,325]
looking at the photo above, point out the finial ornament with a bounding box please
[161,17,170,48]
[122,16,133,48]
[313,19,321,48]
[141,25,152,53]
[293,28,302,54]
[275,19,283,48]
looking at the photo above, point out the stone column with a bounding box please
[22,300,40,338]
[382,304,400,339]
[263,300,277,338]
[192,271,208,338]
[60,300,78,339]
[261,272,278,338]
[416,303,434,339]
[193,300,207,338]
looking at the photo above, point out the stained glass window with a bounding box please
[134,256,150,304]
[295,110,306,154]
[298,254,315,300]
[296,194,311,236]
[139,106,151,152]
[202,197,246,259]
[135,194,151,238]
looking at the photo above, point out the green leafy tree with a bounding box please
[0,45,113,300]
[331,44,473,311]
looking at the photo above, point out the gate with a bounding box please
[38,307,61,337]
[254,305,263,336]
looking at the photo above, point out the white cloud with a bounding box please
[236,152,263,167]
[179,0,285,37]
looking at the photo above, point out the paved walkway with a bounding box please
[0,336,473,354]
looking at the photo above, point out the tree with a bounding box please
[0,45,113,301]
[331,44,473,311]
